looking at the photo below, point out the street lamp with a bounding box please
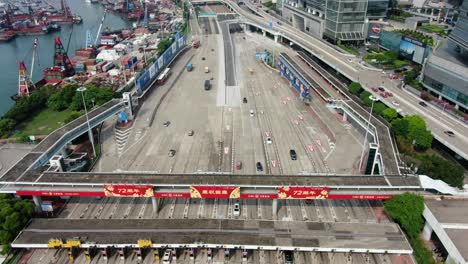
[358,95,378,174]
[77,87,96,157]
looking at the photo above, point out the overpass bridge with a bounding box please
[0,98,128,184]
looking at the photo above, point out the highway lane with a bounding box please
[224,0,468,159]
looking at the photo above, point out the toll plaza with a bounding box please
[12,218,412,257]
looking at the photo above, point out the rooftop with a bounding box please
[425,199,468,225]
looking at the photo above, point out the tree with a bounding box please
[0,118,16,137]
[384,193,425,239]
[406,115,432,149]
[348,82,362,95]
[373,102,387,115]
[391,117,409,136]
[0,194,33,254]
[417,154,464,188]
[382,108,398,122]
[391,115,432,149]
[4,86,54,123]
[70,86,117,111]
[157,37,173,55]
[360,91,373,107]
[47,85,78,111]
[64,111,82,124]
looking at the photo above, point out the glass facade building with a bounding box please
[421,2,468,112]
[324,0,368,42]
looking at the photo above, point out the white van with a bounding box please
[233,202,240,217]
[162,249,172,264]
[250,110,254,117]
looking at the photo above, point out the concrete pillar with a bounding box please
[33,196,42,212]
[342,112,347,122]
[60,147,67,158]
[446,254,457,264]
[272,199,278,219]
[422,222,433,240]
[274,34,279,43]
[88,129,95,156]
[312,10,316,15]
[263,30,266,37]
[430,9,434,23]
[152,197,158,213]
[444,9,449,22]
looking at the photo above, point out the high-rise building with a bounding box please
[421,0,468,112]
[281,0,388,43]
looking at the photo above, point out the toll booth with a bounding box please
[137,239,152,260]
[84,246,97,261]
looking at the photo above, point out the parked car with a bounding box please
[256,162,263,172]
[419,101,428,107]
[235,161,242,170]
[243,97,248,103]
[266,137,272,144]
[188,130,194,136]
[250,110,255,117]
[371,87,379,92]
[378,87,385,92]
[163,121,171,127]
[392,101,400,106]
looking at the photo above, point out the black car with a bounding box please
[419,101,428,107]
[284,251,294,264]
[243,97,248,103]
[444,130,455,137]
[290,149,297,160]
[256,162,263,172]
[378,87,385,92]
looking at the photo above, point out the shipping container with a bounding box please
[102,61,115,72]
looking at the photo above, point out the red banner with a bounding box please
[240,193,277,199]
[16,190,105,197]
[278,187,329,199]
[154,192,190,198]
[190,186,240,199]
[104,185,154,197]
[328,194,393,200]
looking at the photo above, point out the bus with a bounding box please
[157,68,171,85]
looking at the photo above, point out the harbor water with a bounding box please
[0,0,130,115]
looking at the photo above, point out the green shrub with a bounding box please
[360,91,373,106]
[348,82,363,95]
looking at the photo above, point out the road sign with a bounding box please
[255,52,268,59]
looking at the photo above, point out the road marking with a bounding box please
[271,160,276,167]
[307,145,315,152]
[183,199,190,219]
